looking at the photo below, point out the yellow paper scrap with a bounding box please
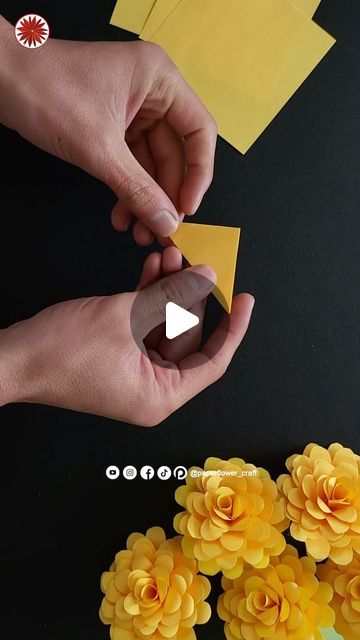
[171,223,240,313]
[291,0,322,16]
[140,0,181,40]
[149,0,335,153]
[110,0,156,34]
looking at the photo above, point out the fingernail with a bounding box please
[153,210,178,236]
[184,195,203,216]
[192,196,203,213]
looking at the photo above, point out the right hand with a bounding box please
[0,248,254,426]
[0,17,217,245]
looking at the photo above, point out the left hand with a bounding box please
[0,246,254,426]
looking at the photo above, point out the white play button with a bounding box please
[130,270,229,369]
[165,302,199,340]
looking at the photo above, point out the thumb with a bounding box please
[131,265,216,339]
[108,141,180,237]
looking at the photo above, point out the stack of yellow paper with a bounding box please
[110,0,335,153]
[110,0,323,35]
[110,0,156,35]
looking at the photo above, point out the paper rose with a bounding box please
[218,544,335,640]
[99,526,211,640]
[277,442,360,564]
[317,552,360,640]
[174,457,288,579]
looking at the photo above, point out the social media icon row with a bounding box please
[106,465,187,481]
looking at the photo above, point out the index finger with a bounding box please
[166,76,217,215]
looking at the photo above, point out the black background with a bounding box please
[0,1,359,638]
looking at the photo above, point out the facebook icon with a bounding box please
[140,465,155,480]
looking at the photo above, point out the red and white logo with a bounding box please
[15,14,49,49]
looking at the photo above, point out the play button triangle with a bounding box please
[165,302,199,340]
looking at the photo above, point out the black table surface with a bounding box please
[0,1,359,638]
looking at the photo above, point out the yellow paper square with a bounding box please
[139,0,322,41]
[149,0,335,153]
[110,0,156,34]
[140,0,181,40]
[140,0,321,40]
[291,0,322,16]
[110,0,322,37]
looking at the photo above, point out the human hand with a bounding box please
[0,16,217,244]
[0,247,254,426]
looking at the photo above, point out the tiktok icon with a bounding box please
[157,466,172,480]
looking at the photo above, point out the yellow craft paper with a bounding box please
[110,0,156,34]
[140,0,181,40]
[291,0,322,16]
[140,0,322,41]
[110,0,322,38]
[150,0,335,153]
[171,223,240,313]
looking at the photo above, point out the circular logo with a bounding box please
[123,465,137,480]
[105,465,120,480]
[157,466,172,480]
[174,466,188,480]
[15,15,50,49]
[140,465,155,480]
[130,270,229,370]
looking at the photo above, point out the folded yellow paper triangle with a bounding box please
[171,223,240,314]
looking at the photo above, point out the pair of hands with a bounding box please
[0,17,254,424]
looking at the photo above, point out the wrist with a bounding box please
[0,14,14,49]
[0,16,26,129]
[0,15,50,132]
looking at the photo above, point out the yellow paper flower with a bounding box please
[174,457,288,579]
[317,553,360,640]
[277,442,360,564]
[218,544,335,640]
[99,526,211,640]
